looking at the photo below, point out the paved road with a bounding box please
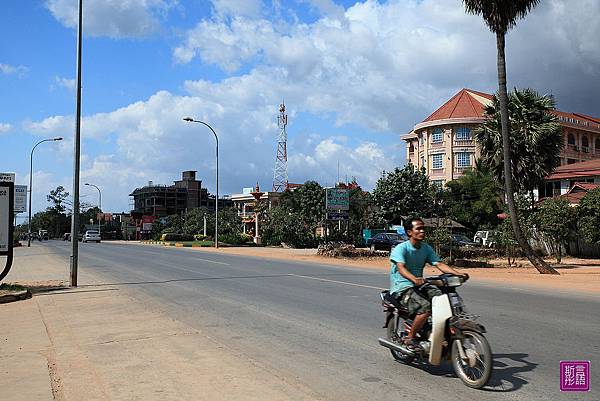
[43,241,598,400]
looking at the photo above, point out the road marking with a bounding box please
[192,258,230,266]
[289,273,385,290]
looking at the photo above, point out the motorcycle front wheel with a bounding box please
[451,330,492,389]
[386,315,414,363]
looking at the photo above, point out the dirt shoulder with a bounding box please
[116,242,600,296]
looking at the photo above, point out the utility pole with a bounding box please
[70,0,83,287]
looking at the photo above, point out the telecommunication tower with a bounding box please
[272,102,288,192]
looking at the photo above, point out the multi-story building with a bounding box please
[401,88,600,187]
[129,170,231,218]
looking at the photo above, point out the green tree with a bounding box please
[163,214,184,234]
[475,89,562,193]
[464,0,558,274]
[218,207,242,236]
[261,205,316,248]
[535,197,574,263]
[293,181,325,231]
[372,164,437,224]
[445,166,503,231]
[578,188,600,244]
[183,207,214,236]
[47,186,70,213]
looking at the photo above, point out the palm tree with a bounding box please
[464,0,558,274]
[476,88,563,193]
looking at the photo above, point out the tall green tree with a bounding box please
[536,197,574,263]
[372,164,437,224]
[47,186,70,213]
[464,0,558,274]
[578,188,600,245]
[292,181,325,232]
[445,167,503,231]
[475,89,562,193]
[183,207,214,236]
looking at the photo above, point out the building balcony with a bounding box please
[238,211,255,219]
[453,139,474,147]
[454,166,472,175]
[429,141,445,149]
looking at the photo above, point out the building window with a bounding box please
[431,128,443,143]
[432,154,443,169]
[455,127,472,141]
[567,133,575,145]
[421,156,426,168]
[567,159,576,164]
[456,152,471,168]
[596,138,600,150]
[582,135,589,152]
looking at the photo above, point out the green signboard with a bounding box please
[326,188,349,211]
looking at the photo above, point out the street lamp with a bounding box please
[183,117,219,248]
[84,183,101,235]
[28,137,63,247]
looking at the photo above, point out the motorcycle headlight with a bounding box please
[446,276,462,287]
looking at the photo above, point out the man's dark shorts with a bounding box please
[394,284,442,315]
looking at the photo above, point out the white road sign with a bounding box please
[14,185,27,213]
[0,173,15,183]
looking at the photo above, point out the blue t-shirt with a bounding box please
[389,241,440,295]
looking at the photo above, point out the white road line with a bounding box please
[289,273,385,290]
[192,258,230,266]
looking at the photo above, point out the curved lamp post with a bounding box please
[84,183,101,235]
[183,117,219,248]
[28,137,63,247]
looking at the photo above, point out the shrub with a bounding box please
[219,233,253,245]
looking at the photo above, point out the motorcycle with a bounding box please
[378,274,492,389]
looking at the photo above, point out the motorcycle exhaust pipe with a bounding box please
[378,337,415,357]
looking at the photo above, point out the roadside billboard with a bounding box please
[14,185,27,213]
[0,172,15,183]
[326,188,349,210]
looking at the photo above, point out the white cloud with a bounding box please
[0,123,11,134]
[211,0,263,19]
[45,0,176,38]
[54,76,76,91]
[175,0,600,132]
[0,63,28,76]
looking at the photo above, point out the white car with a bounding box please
[82,230,101,243]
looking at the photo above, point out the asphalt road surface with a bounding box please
[42,241,599,400]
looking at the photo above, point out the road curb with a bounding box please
[0,289,32,304]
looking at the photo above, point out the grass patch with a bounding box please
[0,283,27,292]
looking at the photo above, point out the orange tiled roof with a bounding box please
[547,159,600,180]
[422,89,492,122]
[421,89,600,127]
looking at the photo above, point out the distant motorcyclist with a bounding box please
[389,217,468,350]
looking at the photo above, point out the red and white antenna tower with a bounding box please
[272,102,288,192]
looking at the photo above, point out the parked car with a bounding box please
[441,234,479,252]
[474,230,497,247]
[82,230,101,243]
[366,233,405,252]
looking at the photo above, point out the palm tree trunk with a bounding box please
[495,32,559,275]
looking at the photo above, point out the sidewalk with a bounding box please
[0,245,318,401]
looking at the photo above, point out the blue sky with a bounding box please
[2,0,599,219]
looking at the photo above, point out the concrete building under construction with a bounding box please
[129,171,230,217]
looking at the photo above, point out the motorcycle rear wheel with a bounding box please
[451,330,492,389]
[386,315,414,363]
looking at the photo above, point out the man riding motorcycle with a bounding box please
[390,217,468,351]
